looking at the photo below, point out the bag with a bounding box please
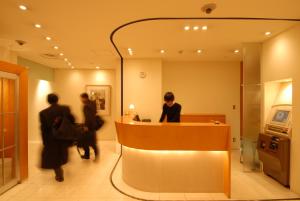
[53,116,81,140]
[95,115,104,131]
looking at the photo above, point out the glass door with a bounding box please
[0,72,19,194]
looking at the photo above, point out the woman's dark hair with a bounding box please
[47,93,59,104]
[80,93,89,99]
[164,92,175,102]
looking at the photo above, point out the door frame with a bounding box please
[0,72,20,193]
[0,61,28,183]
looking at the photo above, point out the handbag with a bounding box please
[53,116,81,140]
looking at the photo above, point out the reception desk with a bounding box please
[115,116,231,197]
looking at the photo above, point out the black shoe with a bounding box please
[54,167,64,182]
[55,176,64,182]
[81,155,90,159]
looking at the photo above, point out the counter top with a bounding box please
[115,117,231,151]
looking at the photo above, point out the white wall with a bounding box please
[261,24,300,194]
[162,61,240,149]
[124,59,162,121]
[54,69,117,140]
[17,57,55,142]
[0,46,17,64]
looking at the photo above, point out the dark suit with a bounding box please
[82,100,99,158]
[39,104,75,169]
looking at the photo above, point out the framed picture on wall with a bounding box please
[86,85,111,115]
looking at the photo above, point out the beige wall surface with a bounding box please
[124,59,162,122]
[0,46,17,64]
[162,61,240,149]
[17,57,55,142]
[54,69,117,140]
[261,24,300,194]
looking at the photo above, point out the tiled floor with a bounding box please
[0,141,299,201]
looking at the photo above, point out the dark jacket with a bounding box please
[159,103,181,122]
[83,100,97,144]
[39,104,75,169]
[83,100,97,131]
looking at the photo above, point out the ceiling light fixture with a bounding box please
[197,49,202,54]
[19,5,27,11]
[45,36,51,41]
[184,26,190,31]
[202,26,208,31]
[265,31,272,36]
[193,26,199,31]
[64,58,68,62]
[68,62,72,66]
[96,66,100,69]
[34,24,42,28]
[234,49,240,54]
[128,48,133,55]
[53,46,59,50]
[160,49,165,54]
[71,66,75,69]
[59,53,64,56]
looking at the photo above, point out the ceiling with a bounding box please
[0,0,300,69]
[115,20,298,61]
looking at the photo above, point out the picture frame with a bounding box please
[86,85,111,115]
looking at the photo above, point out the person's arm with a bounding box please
[159,104,167,122]
[169,104,181,122]
[39,112,48,145]
[64,106,75,124]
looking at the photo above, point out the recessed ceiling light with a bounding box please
[45,36,51,41]
[68,62,71,66]
[64,58,68,62]
[71,66,75,69]
[53,46,59,50]
[96,66,100,69]
[34,24,42,28]
[202,26,208,31]
[59,53,64,56]
[265,31,272,36]
[19,5,27,11]
[234,49,240,54]
[160,49,165,54]
[128,48,133,55]
[184,26,190,31]
[197,49,202,53]
[193,26,199,31]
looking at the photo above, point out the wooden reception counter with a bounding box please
[115,116,231,197]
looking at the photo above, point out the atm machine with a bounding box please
[257,104,292,186]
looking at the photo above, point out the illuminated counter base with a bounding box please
[115,118,231,197]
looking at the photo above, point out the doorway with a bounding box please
[0,71,19,194]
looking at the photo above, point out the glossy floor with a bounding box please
[0,141,299,201]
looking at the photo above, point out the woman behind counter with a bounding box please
[159,92,182,123]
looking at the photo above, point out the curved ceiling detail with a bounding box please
[109,17,300,115]
[110,17,300,61]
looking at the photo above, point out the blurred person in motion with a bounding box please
[39,93,75,182]
[80,93,99,161]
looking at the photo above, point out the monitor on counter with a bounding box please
[272,110,290,123]
[269,105,292,126]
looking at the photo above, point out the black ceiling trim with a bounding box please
[109,17,300,116]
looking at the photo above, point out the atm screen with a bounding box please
[272,110,290,123]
